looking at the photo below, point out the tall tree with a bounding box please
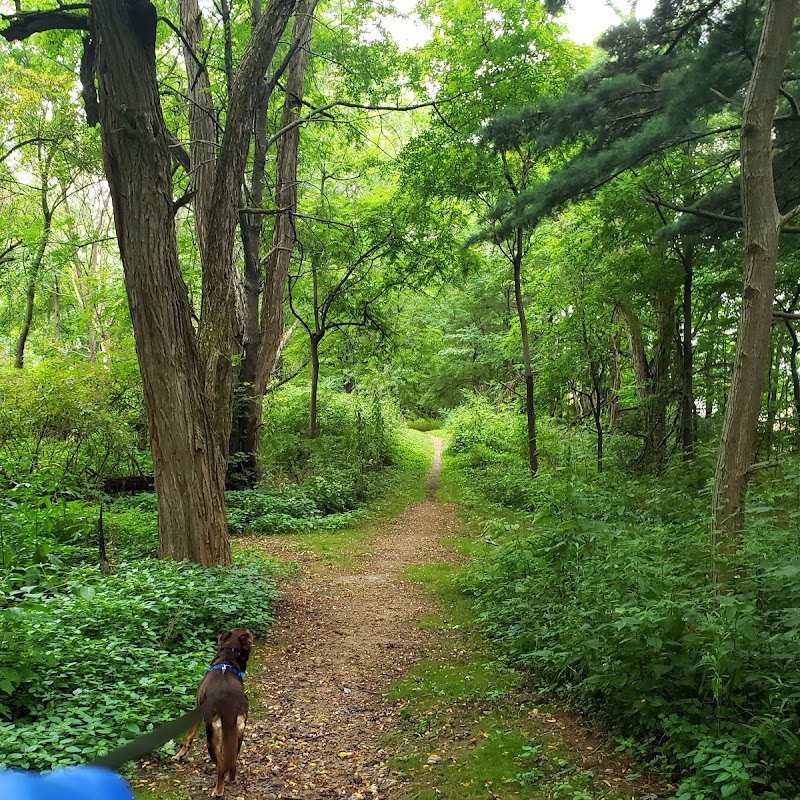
[3,0,297,564]
[712,0,799,563]
[230,0,315,485]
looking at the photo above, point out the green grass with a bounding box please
[389,658,520,705]
[407,418,443,432]
[133,787,190,800]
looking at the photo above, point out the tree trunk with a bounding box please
[178,0,216,259]
[93,0,231,565]
[786,320,800,424]
[53,276,61,345]
[230,0,313,485]
[69,240,103,361]
[15,182,53,369]
[86,240,101,360]
[617,302,671,462]
[229,1,270,489]
[619,304,650,393]
[609,332,621,430]
[256,0,314,396]
[648,296,673,460]
[763,337,780,456]
[679,245,694,459]
[704,305,718,417]
[197,0,296,451]
[309,333,321,439]
[711,0,797,563]
[512,227,537,474]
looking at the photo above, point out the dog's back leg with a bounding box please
[227,713,247,783]
[207,719,221,767]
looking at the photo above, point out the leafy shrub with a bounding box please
[0,488,105,591]
[0,556,279,769]
[260,386,400,483]
[0,357,149,494]
[446,397,523,457]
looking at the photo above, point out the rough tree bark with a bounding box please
[92,0,230,565]
[88,0,296,564]
[711,0,799,564]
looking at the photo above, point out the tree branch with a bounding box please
[646,194,800,234]
[780,86,800,117]
[0,136,57,164]
[780,201,800,227]
[1,9,88,40]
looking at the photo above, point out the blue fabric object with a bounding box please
[0,766,133,799]
[205,662,245,682]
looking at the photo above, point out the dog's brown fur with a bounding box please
[173,628,253,797]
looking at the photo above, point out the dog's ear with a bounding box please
[218,630,232,646]
[240,629,253,649]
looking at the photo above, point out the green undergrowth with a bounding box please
[391,556,643,800]
[442,398,800,800]
[1,387,411,582]
[0,555,281,771]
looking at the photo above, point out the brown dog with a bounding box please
[174,628,253,797]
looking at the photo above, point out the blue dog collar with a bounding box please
[206,663,245,683]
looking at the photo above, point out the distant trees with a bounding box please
[3,0,800,574]
[401,0,586,474]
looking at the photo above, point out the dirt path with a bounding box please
[162,436,460,799]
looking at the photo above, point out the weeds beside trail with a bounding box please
[136,431,664,800]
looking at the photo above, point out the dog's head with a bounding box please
[218,627,253,663]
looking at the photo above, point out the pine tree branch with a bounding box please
[664,0,724,55]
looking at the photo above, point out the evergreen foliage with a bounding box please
[483,0,800,236]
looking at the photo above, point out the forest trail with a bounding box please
[161,436,462,799]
